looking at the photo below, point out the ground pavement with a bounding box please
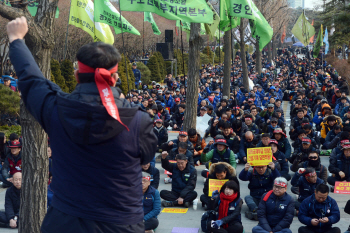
[155,101,350,233]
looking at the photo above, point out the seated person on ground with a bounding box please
[1,141,22,188]
[269,139,291,181]
[207,180,244,233]
[141,162,160,189]
[252,177,294,233]
[187,128,207,165]
[169,142,194,166]
[328,143,350,186]
[160,153,197,208]
[153,119,168,152]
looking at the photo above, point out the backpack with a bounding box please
[201,210,217,233]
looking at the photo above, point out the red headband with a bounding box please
[304,171,316,177]
[216,139,227,143]
[245,118,252,121]
[142,176,151,181]
[341,140,349,144]
[274,181,287,188]
[78,61,128,131]
[302,138,311,143]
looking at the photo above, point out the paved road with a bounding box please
[156,101,350,233]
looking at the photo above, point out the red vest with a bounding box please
[8,157,21,175]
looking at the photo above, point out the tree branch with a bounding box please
[0,2,24,21]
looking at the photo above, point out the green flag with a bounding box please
[313,24,323,58]
[4,0,59,18]
[226,0,272,50]
[69,0,114,44]
[219,0,240,32]
[94,0,140,36]
[176,20,206,35]
[291,12,315,46]
[120,0,213,23]
[205,2,220,40]
[144,12,161,35]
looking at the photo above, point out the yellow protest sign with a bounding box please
[247,147,272,166]
[162,208,188,213]
[208,179,228,197]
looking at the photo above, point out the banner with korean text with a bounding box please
[247,147,272,166]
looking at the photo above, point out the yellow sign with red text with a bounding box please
[247,147,273,166]
[208,179,228,197]
[334,181,350,194]
[162,208,188,213]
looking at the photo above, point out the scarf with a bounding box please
[218,192,238,229]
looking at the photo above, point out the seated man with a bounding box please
[142,172,161,233]
[239,162,280,220]
[160,153,197,208]
[187,128,206,165]
[252,177,294,233]
[291,167,324,211]
[200,162,239,209]
[328,143,350,186]
[161,131,194,154]
[269,140,290,181]
[153,119,168,152]
[169,142,194,166]
[238,131,260,163]
[1,141,22,188]
[298,184,340,233]
[0,172,21,228]
[141,163,160,189]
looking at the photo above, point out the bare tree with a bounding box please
[0,1,58,232]
[183,23,202,131]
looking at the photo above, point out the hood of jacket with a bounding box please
[323,114,342,126]
[56,83,139,145]
[209,162,236,176]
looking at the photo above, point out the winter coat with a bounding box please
[239,168,281,200]
[257,192,294,232]
[161,157,197,197]
[273,136,292,159]
[189,134,206,156]
[329,152,350,180]
[298,194,340,233]
[2,152,22,179]
[143,186,161,221]
[169,148,194,166]
[273,150,289,177]
[291,174,324,202]
[5,186,20,221]
[153,126,168,146]
[203,162,239,196]
[320,115,342,139]
[142,164,160,189]
[291,161,328,184]
[164,96,175,108]
[10,39,157,224]
[171,111,185,127]
[209,195,243,225]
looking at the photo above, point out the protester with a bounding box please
[141,163,160,189]
[1,141,22,188]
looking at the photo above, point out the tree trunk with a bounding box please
[267,41,272,63]
[256,39,261,75]
[272,37,276,59]
[223,30,231,97]
[0,2,58,233]
[183,23,202,131]
[240,20,249,91]
[342,43,346,59]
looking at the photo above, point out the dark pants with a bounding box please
[41,207,144,233]
[0,174,12,187]
[193,155,201,164]
[200,194,211,207]
[144,218,159,231]
[298,226,341,233]
[201,163,210,178]
[160,190,197,203]
[0,211,8,226]
[207,221,244,233]
[245,195,260,212]
[253,225,291,233]
[327,176,350,186]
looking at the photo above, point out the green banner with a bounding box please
[2,0,59,18]
[144,12,161,35]
[225,0,272,50]
[219,0,240,32]
[94,0,140,36]
[69,0,114,44]
[120,0,213,23]
[291,12,315,46]
[205,2,220,40]
[313,24,323,58]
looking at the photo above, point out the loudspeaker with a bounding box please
[156,42,173,60]
[165,30,173,43]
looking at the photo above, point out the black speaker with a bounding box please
[165,30,173,43]
[156,42,173,60]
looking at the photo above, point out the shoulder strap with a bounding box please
[263,190,274,202]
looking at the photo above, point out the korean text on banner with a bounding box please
[247,147,272,166]
[208,179,228,197]
[334,181,350,194]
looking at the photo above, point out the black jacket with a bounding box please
[5,186,20,221]
[142,164,160,189]
[153,126,168,146]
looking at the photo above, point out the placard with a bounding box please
[247,147,272,166]
[162,208,188,213]
[208,179,228,197]
[334,181,350,194]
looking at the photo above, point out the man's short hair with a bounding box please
[214,164,228,174]
[304,167,316,176]
[176,154,187,160]
[178,104,186,109]
[316,183,329,194]
[178,142,187,149]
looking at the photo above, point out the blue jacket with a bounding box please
[239,168,281,200]
[153,126,168,146]
[274,137,292,159]
[257,192,294,232]
[142,164,160,189]
[132,68,141,84]
[47,184,53,209]
[143,186,161,221]
[161,158,197,197]
[298,194,340,232]
[10,39,157,224]
[291,174,324,202]
[164,96,174,108]
[273,151,289,176]
[0,75,17,88]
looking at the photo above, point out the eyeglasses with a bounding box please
[309,156,318,160]
[273,185,286,190]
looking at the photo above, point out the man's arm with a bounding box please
[272,198,295,232]
[161,155,174,173]
[201,149,214,163]
[229,150,237,169]
[256,195,272,232]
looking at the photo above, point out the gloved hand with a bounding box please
[203,147,210,154]
[212,190,219,199]
[298,168,305,174]
[211,220,223,229]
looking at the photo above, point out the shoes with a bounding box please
[164,178,172,184]
[252,212,258,221]
[184,202,191,208]
[245,211,253,220]
[161,200,174,207]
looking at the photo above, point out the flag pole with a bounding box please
[143,13,145,58]
[180,21,185,75]
[63,0,72,60]
[118,2,130,93]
